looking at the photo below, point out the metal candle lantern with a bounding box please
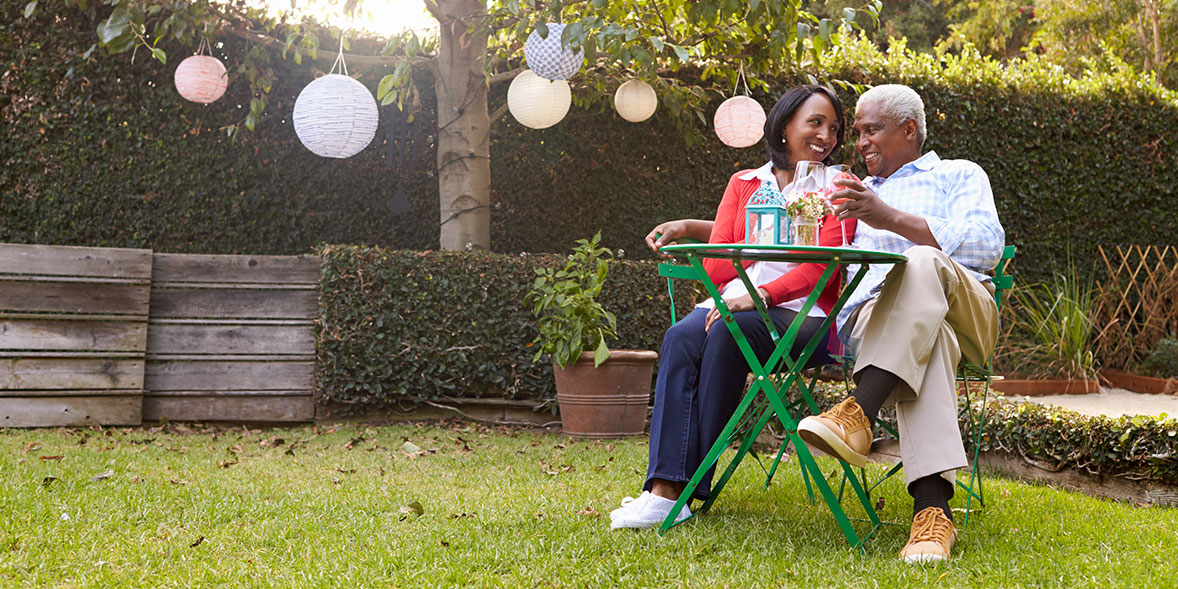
[745,182,791,246]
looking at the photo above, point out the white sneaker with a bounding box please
[609,491,691,529]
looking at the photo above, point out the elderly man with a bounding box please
[797,84,1005,563]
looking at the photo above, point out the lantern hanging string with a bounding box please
[196,36,209,57]
[331,33,349,76]
[731,64,751,97]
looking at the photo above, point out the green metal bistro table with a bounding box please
[654,243,907,551]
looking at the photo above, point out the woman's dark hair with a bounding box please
[763,85,845,172]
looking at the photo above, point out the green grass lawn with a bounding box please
[2,420,1174,587]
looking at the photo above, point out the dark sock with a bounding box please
[908,474,954,523]
[851,366,900,426]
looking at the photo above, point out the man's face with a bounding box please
[852,101,917,178]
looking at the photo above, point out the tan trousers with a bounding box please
[848,246,998,487]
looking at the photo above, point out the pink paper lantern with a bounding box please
[713,96,766,148]
[174,55,228,104]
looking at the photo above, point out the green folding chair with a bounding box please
[833,245,1016,527]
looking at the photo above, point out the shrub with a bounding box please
[315,246,695,409]
[1005,268,1099,380]
[1141,337,1178,379]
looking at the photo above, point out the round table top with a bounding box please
[657,243,908,264]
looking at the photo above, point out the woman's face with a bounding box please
[782,93,840,166]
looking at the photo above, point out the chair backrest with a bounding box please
[992,245,1016,310]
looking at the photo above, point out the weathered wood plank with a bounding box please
[145,361,313,391]
[0,319,148,352]
[147,354,316,362]
[1,358,144,390]
[145,324,314,355]
[0,389,142,397]
[0,395,141,427]
[0,244,152,279]
[152,254,320,285]
[0,280,150,315]
[142,395,313,422]
[149,288,317,320]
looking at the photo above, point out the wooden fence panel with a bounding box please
[144,254,318,423]
[1093,245,1178,370]
[0,243,150,427]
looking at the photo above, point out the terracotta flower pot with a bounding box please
[552,349,658,438]
[991,378,1100,396]
[1100,369,1178,395]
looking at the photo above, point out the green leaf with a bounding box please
[650,37,664,52]
[23,1,36,18]
[535,22,549,39]
[151,47,166,64]
[97,9,132,45]
[593,339,610,367]
[673,45,689,62]
[377,74,397,100]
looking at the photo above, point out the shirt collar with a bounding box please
[737,161,776,183]
[864,151,940,186]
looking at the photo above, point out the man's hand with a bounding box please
[830,177,898,230]
[830,177,941,248]
[704,290,766,332]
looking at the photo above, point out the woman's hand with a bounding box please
[645,220,692,254]
[704,289,768,332]
[644,219,714,256]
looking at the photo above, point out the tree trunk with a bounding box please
[433,0,491,250]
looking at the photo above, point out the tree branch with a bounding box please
[488,67,524,85]
[489,101,510,124]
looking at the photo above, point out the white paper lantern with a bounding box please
[292,74,379,159]
[507,70,571,130]
[174,55,228,104]
[713,96,766,148]
[614,80,658,123]
[524,23,584,80]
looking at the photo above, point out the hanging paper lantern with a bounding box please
[292,74,379,159]
[524,23,584,81]
[713,96,766,148]
[174,55,228,104]
[614,80,658,123]
[507,69,571,130]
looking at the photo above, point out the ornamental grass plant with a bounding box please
[2,421,1176,587]
[1006,268,1100,380]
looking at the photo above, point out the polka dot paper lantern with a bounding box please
[174,55,228,104]
[614,80,657,123]
[524,23,584,81]
[507,69,571,130]
[713,95,766,148]
[292,74,378,159]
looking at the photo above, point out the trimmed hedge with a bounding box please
[5,9,1178,287]
[315,246,695,408]
[980,398,1178,486]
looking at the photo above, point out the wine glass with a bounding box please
[825,164,856,247]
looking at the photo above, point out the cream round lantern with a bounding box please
[614,80,657,123]
[524,23,584,81]
[713,95,766,148]
[292,74,379,159]
[507,70,571,130]
[174,55,228,104]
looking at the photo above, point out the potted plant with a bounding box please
[994,269,1101,396]
[526,232,658,438]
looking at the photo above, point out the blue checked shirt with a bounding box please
[837,151,1005,341]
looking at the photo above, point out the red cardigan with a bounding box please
[703,170,857,316]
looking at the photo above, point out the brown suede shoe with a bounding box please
[899,507,957,564]
[797,398,872,467]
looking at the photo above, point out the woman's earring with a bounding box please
[781,137,787,143]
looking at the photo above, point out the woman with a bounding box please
[611,85,857,529]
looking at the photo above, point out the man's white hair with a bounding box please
[857,84,926,147]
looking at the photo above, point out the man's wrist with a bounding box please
[757,288,772,307]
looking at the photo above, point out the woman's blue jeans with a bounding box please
[644,306,831,501]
